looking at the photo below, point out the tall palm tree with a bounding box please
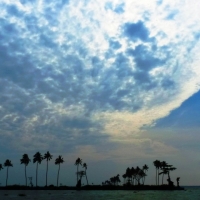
[55,155,64,187]
[20,154,31,186]
[33,152,43,187]
[153,160,161,185]
[82,163,89,185]
[142,164,149,185]
[43,151,53,186]
[75,157,82,184]
[160,161,168,185]
[122,174,127,185]
[4,159,13,186]
[0,164,3,183]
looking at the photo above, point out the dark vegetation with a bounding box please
[0,154,184,190]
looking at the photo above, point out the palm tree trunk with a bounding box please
[25,165,27,186]
[36,162,38,187]
[77,165,78,184]
[6,167,8,186]
[155,169,157,185]
[85,169,89,185]
[46,160,48,186]
[57,164,60,187]
[158,169,159,185]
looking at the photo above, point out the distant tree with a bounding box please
[122,174,127,185]
[153,160,161,185]
[4,159,13,186]
[33,152,43,187]
[43,151,53,186]
[0,164,3,183]
[115,174,121,186]
[130,167,136,185]
[20,154,31,186]
[125,167,132,185]
[82,163,89,185]
[76,170,85,187]
[75,158,82,184]
[160,161,168,185]
[159,162,176,185]
[142,164,149,185]
[55,155,64,187]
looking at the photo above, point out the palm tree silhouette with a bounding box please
[122,174,127,185]
[4,159,13,186]
[43,151,53,186]
[75,157,82,184]
[33,152,43,187]
[0,164,3,184]
[160,161,168,185]
[153,160,161,185]
[82,163,89,185]
[20,154,31,186]
[55,155,64,187]
[142,164,149,185]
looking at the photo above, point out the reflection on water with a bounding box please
[0,187,200,200]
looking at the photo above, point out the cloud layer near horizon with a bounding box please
[0,0,200,152]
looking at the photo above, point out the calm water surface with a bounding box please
[0,187,199,200]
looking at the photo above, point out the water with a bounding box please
[0,187,199,199]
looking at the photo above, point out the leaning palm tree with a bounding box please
[33,152,43,187]
[4,159,13,186]
[75,158,82,184]
[55,155,64,187]
[82,163,89,185]
[20,154,31,186]
[43,151,53,186]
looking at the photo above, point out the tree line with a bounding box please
[0,152,89,188]
[0,155,178,187]
[102,160,178,187]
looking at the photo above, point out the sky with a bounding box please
[0,0,200,186]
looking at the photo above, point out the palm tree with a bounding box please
[153,160,161,185]
[43,151,53,186]
[33,152,43,187]
[75,157,82,184]
[0,164,3,183]
[82,163,89,185]
[4,159,13,186]
[142,164,149,185]
[20,154,31,186]
[160,161,168,185]
[55,155,64,187]
[122,174,127,185]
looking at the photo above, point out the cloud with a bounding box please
[0,0,200,153]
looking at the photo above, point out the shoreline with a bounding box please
[0,185,185,191]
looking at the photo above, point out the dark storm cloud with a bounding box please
[123,21,150,42]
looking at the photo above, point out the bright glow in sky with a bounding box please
[0,0,200,186]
